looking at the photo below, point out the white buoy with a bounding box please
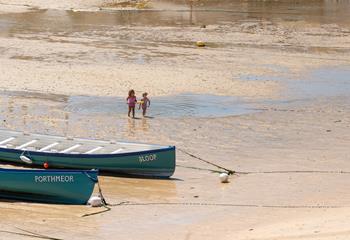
[219,173,229,183]
[88,196,103,207]
[20,155,33,164]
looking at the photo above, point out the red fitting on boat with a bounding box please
[43,162,49,169]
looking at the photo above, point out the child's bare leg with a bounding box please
[132,107,135,118]
[142,108,146,116]
[128,107,135,117]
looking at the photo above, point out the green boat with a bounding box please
[0,168,98,204]
[0,129,175,178]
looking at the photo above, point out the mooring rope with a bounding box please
[236,170,350,175]
[0,227,63,240]
[178,165,350,175]
[178,149,350,176]
[81,150,350,217]
[81,180,350,218]
[96,201,350,209]
[81,178,111,217]
[176,164,224,174]
[81,199,350,218]
[81,206,111,217]
[15,227,63,240]
[178,148,235,175]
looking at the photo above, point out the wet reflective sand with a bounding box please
[0,1,350,98]
[0,1,350,240]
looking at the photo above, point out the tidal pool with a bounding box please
[66,93,256,117]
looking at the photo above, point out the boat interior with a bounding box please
[0,129,168,155]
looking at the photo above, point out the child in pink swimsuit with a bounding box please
[139,92,151,117]
[126,89,137,118]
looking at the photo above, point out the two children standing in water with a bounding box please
[126,89,151,118]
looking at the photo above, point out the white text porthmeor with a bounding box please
[34,175,74,183]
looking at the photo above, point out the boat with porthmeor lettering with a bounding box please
[0,168,98,204]
[0,129,175,178]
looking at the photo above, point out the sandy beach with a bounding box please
[0,1,350,239]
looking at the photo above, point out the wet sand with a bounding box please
[0,1,350,240]
[0,1,349,97]
[0,97,350,240]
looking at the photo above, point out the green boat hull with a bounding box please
[0,168,97,204]
[0,147,176,178]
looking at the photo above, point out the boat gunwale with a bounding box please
[0,145,176,158]
[0,168,99,174]
[0,128,171,148]
[0,129,175,156]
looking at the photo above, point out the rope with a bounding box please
[176,164,224,174]
[81,198,350,217]
[178,148,235,175]
[82,171,108,205]
[236,170,350,175]
[0,227,63,240]
[97,180,108,206]
[81,206,110,217]
[81,200,132,217]
[83,172,99,183]
[178,150,350,176]
[81,174,350,218]
[14,227,63,240]
[108,201,350,209]
[81,151,350,217]
[178,165,350,175]
[81,177,111,217]
[81,199,350,217]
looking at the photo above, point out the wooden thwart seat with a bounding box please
[39,142,59,152]
[0,137,15,146]
[111,148,123,154]
[61,144,81,153]
[15,140,37,150]
[85,146,103,154]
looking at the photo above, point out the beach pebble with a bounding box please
[88,196,103,207]
[219,173,229,183]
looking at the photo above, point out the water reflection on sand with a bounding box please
[0,91,257,140]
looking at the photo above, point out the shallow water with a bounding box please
[67,94,256,117]
[240,66,350,100]
[289,68,350,99]
[0,66,348,134]
[0,0,349,29]
[0,91,261,149]
[0,1,349,134]
[0,91,256,119]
